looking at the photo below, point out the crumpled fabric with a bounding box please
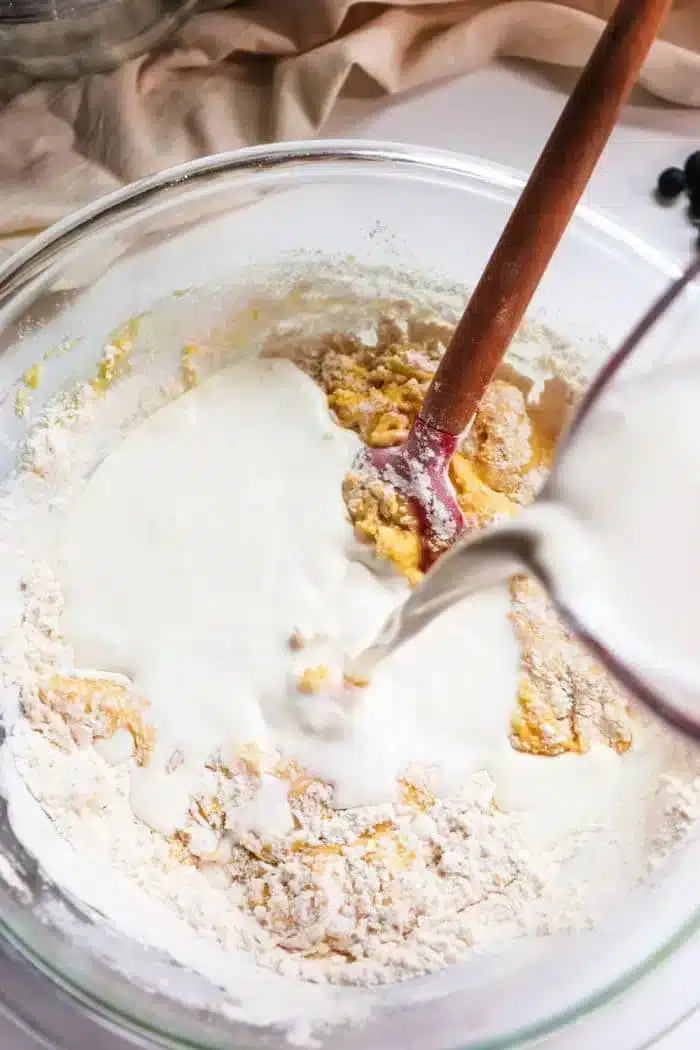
[1,0,699,246]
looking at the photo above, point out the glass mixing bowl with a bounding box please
[0,0,197,80]
[0,141,698,1050]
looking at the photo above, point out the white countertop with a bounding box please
[3,59,700,1050]
[327,60,700,264]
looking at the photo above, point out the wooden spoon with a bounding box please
[356,0,673,567]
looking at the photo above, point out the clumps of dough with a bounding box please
[296,310,632,759]
[342,470,422,585]
[509,575,633,756]
[29,673,155,764]
[298,316,553,581]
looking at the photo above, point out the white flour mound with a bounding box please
[0,286,698,1045]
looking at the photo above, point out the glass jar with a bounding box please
[0,0,196,79]
[0,141,698,1050]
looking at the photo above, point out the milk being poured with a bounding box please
[537,362,700,717]
[351,262,700,734]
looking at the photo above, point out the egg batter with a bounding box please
[1,291,698,1008]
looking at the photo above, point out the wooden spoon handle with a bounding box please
[420,0,672,436]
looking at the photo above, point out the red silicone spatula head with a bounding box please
[354,419,462,569]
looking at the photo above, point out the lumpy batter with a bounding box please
[1,287,699,1007]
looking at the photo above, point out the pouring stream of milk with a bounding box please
[347,258,700,738]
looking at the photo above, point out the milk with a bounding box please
[350,262,700,735]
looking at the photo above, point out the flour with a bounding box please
[0,284,698,1043]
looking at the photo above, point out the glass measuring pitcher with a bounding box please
[353,259,700,744]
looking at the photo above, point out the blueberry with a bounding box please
[656,166,686,200]
[684,152,700,191]
[689,185,700,221]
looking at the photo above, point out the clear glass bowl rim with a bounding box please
[0,138,697,1050]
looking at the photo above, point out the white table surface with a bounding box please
[3,59,700,1049]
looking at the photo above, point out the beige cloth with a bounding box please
[2,0,700,245]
